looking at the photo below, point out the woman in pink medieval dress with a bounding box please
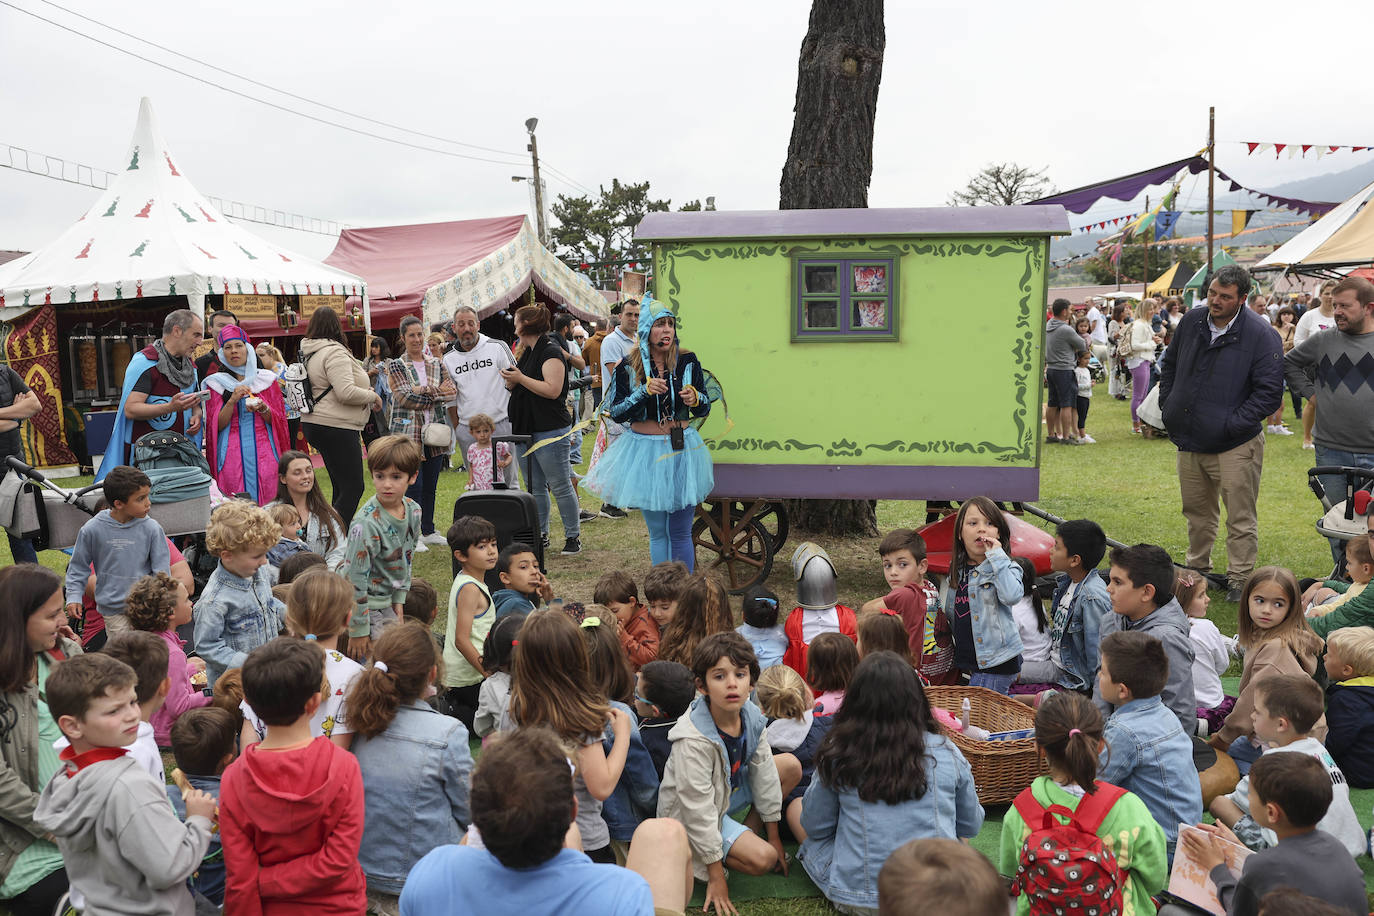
[202,326,290,504]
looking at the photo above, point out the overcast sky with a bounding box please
[2,0,1370,261]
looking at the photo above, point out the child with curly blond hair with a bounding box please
[127,571,211,746]
[193,500,287,689]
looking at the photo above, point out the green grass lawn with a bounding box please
[9,384,1353,914]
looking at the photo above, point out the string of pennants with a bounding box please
[1242,142,1374,159]
[1073,214,1139,234]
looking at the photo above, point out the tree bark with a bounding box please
[779,0,885,209]
[780,0,885,535]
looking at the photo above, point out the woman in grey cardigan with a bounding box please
[0,564,82,916]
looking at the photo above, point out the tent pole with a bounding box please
[1207,106,1216,279]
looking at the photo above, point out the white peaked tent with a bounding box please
[1256,178,1374,273]
[0,98,366,316]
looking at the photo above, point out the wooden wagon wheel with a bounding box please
[692,501,775,595]
[698,500,789,553]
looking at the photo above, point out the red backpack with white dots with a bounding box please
[1011,781,1127,916]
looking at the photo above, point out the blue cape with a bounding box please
[95,351,200,482]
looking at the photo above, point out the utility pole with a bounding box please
[1206,106,1215,282]
[525,117,548,247]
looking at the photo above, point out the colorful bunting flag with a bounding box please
[1231,210,1255,236]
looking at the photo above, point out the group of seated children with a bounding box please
[27,464,1374,916]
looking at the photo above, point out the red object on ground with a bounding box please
[917,511,1056,577]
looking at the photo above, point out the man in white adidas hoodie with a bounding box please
[443,306,517,480]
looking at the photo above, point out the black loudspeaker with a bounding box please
[451,435,543,591]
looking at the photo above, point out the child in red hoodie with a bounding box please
[220,636,365,915]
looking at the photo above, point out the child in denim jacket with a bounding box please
[938,497,1024,694]
[1096,630,1202,860]
[192,501,287,690]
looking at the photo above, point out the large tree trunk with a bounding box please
[780,0,885,535]
[779,0,885,209]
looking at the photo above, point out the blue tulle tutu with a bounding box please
[585,427,714,512]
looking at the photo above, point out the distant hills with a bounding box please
[1050,158,1374,263]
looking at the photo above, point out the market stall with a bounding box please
[0,98,367,466]
[323,215,610,333]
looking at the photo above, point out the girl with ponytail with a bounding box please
[239,567,362,750]
[999,692,1167,916]
[352,621,472,913]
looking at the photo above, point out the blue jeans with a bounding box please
[405,454,447,536]
[644,506,695,570]
[1228,735,1262,776]
[1315,445,1374,566]
[515,426,581,541]
[7,531,36,563]
[970,671,1018,695]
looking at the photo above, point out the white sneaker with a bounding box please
[1272,425,1294,436]
[1080,434,1097,444]
[422,532,448,546]
[414,540,429,553]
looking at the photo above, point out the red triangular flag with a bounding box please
[1273,144,1287,157]
[1301,145,1313,156]
[1331,146,1341,154]
[1354,147,1368,153]
[1246,142,1259,154]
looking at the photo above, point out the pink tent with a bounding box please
[323,215,609,330]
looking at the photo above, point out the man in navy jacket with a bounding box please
[1158,265,1283,601]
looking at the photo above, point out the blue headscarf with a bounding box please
[637,293,678,371]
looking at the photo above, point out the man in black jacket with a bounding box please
[1158,265,1283,601]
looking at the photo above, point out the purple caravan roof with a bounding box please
[636,206,1070,242]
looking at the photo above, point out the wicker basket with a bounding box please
[925,685,1046,805]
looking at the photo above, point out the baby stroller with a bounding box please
[0,456,104,551]
[131,431,215,592]
[1087,353,1106,384]
[1308,465,1374,579]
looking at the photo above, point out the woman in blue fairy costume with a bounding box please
[587,296,715,569]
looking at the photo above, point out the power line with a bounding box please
[11,0,597,195]
[1,142,346,235]
[0,0,536,169]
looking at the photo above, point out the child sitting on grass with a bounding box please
[99,631,170,779]
[166,707,239,909]
[36,654,217,916]
[221,637,366,914]
[342,435,423,661]
[1041,519,1110,694]
[657,632,800,915]
[642,560,689,633]
[807,631,858,717]
[402,576,439,626]
[1322,626,1374,788]
[1176,570,1238,735]
[799,652,984,913]
[491,541,555,618]
[125,571,210,748]
[264,503,311,574]
[240,567,362,750]
[1097,543,1196,735]
[193,500,286,689]
[1000,692,1167,916]
[1180,753,1367,916]
[736,584,787,671]
[856,610,914,665]
[1304,536,1373,616]
[1208,674,1365,857]
[862,528,954,685]
[473,613,525,740]
[595,570,658,670]
[1096,630,1202,859]
[755,664,832,842]
[633,659,695,780]
[657,574,734,668]
[879,838,1006,916]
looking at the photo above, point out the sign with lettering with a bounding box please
[224,294,280,320]
[299,295,344,320]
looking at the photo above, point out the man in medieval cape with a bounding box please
[95,308,204,481]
